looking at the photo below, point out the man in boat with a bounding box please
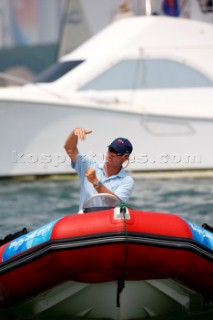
[64,128,134,210]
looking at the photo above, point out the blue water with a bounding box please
[0,176,213,235]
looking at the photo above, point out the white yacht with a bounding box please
[0,14,213,177]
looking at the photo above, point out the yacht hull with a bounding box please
[0,100,212,177]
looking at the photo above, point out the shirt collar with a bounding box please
[98,163,126,178]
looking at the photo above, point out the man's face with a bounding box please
[105,147,128,167]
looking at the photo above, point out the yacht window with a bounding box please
[33,60,84,83]
[79,59,213,90]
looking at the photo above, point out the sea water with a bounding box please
[0,176,213,235]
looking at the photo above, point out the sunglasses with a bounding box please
[108,146,124,157]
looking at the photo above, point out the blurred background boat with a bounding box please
[0,0,213,178]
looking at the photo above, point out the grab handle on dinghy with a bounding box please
[202,223,213,233]
[0,228,28,246]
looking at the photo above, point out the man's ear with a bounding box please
[123,154,129,160]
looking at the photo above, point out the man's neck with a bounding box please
[104,163,122,177]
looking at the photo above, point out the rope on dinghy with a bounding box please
[116,202,129,308]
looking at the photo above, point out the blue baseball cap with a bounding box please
[108,138,133,155]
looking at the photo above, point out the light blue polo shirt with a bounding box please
[72,152,134,210]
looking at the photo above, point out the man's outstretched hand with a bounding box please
[74,128,92,140]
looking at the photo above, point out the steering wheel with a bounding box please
[82,193,120,213]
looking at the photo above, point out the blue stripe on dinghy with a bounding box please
[2,219,59,262]
[186,220,213,251]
